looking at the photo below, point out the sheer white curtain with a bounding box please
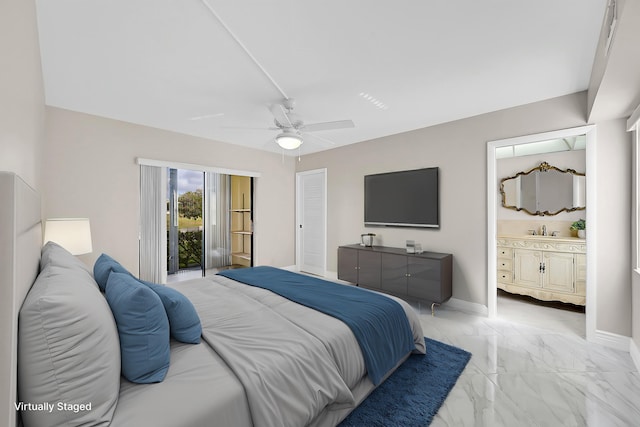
[205,173,231,269]
[139,165,167,283]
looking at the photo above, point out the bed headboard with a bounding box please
[0,172,42,427]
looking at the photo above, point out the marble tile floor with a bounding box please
[416,296,640,426]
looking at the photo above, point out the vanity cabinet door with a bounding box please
[543,252,574,293]
[513,249,542,288]
[575,254,587,297]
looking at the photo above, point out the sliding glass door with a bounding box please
[139,160,258,283]
[167,168,205,277]
[166,169,244,279]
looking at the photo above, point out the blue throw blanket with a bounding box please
[217,266,416,385]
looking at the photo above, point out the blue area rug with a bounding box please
[340,337,472,427]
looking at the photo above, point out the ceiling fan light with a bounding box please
[276,132,302,149]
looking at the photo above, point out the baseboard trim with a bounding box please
[444,298,488,317]
[630,338,640,372]
[591,329,631,352]
[323,270,338,280]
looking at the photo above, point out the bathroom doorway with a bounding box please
[487,125,596,339]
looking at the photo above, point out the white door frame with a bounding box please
[296,168,327,275]
[487,125,597,342]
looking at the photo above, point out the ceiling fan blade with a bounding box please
[269,103,293,128]
[188,112,225,121]
[301,120,355,132]
[219,125,273,130]
[302,132,336,147]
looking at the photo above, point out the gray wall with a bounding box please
[633,135,640,357]
[594,118,632,336]
[43,107,297,275]
[297,92,633,337]
[0,0,45,190]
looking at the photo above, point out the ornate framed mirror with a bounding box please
[500,161,586,216]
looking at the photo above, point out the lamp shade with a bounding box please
[44,218,93,255]
[276,132,302,150]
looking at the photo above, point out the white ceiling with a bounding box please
[35,0,607,155]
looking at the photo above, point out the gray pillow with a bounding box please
[18,252,121,427]
[40,240,93,275]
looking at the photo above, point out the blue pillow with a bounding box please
[94,253,202,344]
[140,280,202,344]
[105,272,170,383]
[94,253,131,292]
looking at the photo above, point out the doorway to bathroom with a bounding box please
[487,126,596,339]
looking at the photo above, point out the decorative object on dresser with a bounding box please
[406,240,415,253]
[360,233,375,247]
[497,235,586,305]
[337,244,453,314]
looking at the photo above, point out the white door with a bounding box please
[296,169,327,276]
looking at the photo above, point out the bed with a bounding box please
[1,171,425,427]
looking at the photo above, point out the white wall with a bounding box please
[43,107,297,275]
[0,2,45,425]
[593,118,632,336]
[0,0,45,190]
[298,92,633,337]
[632,130,640,360]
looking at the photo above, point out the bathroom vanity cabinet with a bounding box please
[497,235,586,305]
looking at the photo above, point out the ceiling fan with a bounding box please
[268,98,355,150]
[193,3,355,152]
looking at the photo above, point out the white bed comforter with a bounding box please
[175,274,425,427]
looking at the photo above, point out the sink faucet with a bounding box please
[541,225,547,236]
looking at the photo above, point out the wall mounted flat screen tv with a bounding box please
[364,167,439,228]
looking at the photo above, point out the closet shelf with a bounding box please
[231,252,251,261]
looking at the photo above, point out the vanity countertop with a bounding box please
[498,234,585,243]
